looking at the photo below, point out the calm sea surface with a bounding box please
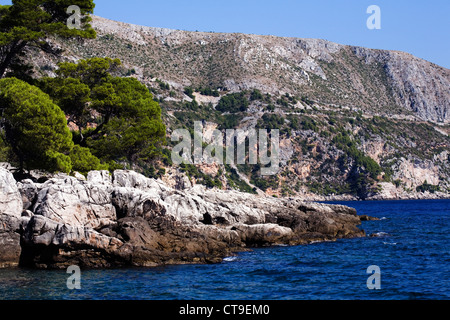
[0,199,449,300]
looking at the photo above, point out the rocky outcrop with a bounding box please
[1,168,366,269]
[19,214,125,268]
[31,173,117,229]
[367,181,449,201]
[0,168,25,267]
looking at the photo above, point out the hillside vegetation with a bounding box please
[2,8,449,200]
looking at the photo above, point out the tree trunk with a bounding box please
[0,41,28,79]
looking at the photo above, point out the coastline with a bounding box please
[299,191,450,202]
[1,163,448,270]
[0,166,367,269]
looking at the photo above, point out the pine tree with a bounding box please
[39,58,166,165]
[0,77,74,173]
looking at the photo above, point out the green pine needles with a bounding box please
[0,58,166,175]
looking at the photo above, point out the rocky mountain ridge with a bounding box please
[35,15,450,123]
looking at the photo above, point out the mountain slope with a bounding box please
[37,15,450,123]
[27,15,450,200]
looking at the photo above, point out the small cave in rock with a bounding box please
[200,213,213,225]
[213,216,229,225]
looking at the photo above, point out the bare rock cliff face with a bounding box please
[352,47,449,123]
[0,168,25,267]
[0,168,366,269]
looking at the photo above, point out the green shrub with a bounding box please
[184,87,195,99]
[225,165,256,194]
[216,92,249,113]
[69,145,105,174]
[197,87,220,97]
[257,113,285,130]
[250,89,263,101]
[40,58,166,165]
[416,181,440,193]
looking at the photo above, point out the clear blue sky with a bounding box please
[1,0,449,68]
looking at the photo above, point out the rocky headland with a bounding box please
[0,166,366,269]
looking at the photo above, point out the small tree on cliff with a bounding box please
[0,0,96,79]
[0,77,74,173]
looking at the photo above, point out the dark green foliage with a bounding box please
[69,145,106,174]
[125,68,136,76]
[0,137,10,162]
[161,148,173,166]
[216,92,249,113]
[393,179,402,188]
[250,89,263,101]
[197,86,219,97]
[306,181,349,196]
[184,87,194,99]
[0,77,74,173]
[183,99,199,111]
[349,172,373,199]
[286,115,301,131]
[157,80,170,90]
[329,129,383,198]
[301,95,314,106]
[173,111,197,129]
[416,181,440,193]
[251,175,279,192]
[202,174,222,189]
[332,131,381,179]
[52,57,121,88]
[284,93,297,103]
[141,164,166,180]
[217,114,242,130]
[265,104,275,112]
[249,164,279,192]
[38,77,91,133]
[301,117,318,132]
[225,165,256,194]
[276,98,289,107]
[257,113,285,130]
[40,58,166,165]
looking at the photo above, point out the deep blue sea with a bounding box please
[0,199,449,300]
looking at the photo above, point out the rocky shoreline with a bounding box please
[301,191,450,202]
[0,166,368,269]
[292,181,450,202]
